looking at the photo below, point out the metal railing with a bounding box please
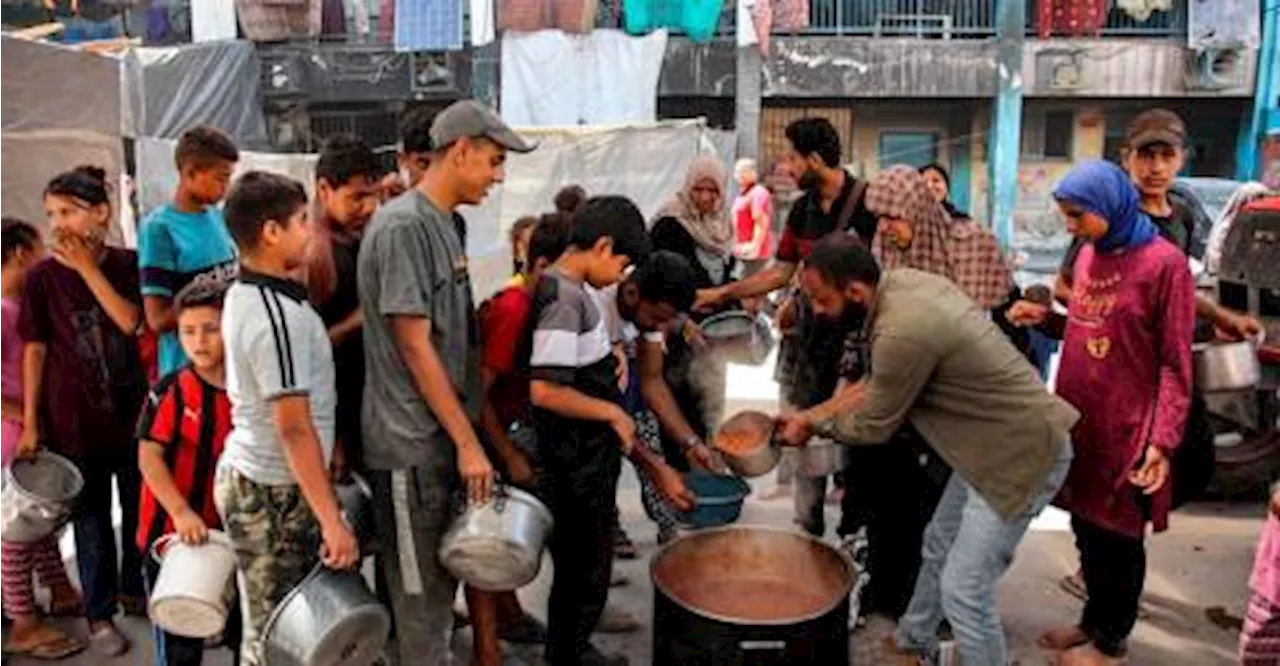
[804,0,1187,38]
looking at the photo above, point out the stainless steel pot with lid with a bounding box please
[438,485,554,592]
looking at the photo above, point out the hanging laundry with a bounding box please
[321,0,347,36]
[236,0,322,41]
[191,0,238,41]
[1188,0,1260,49]
[393,0,463,50]
[1035,0,1106,39]
[378,0,394,41]
[735,0,757,49]
[501,29,668,127]
[622,0,723,43]
[1116,0,1171,23]
[498,0,598,34]
[471,0,496,45]
[749,0,808,57]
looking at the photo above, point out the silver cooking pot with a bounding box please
[1195,336,1263,392]
[1,451,84,542]
[262,564,390,666]
[334,473,374,552]
[438,485,553,592]
[712,411,782,479]
[700,310,776,365]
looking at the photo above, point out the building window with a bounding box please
[1022,109,1074,160]
[878,131,939,169]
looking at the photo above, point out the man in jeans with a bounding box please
[777,235,1079,666]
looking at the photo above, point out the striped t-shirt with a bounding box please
[220,270,336,485]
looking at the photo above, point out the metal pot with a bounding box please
[263,564,390,666]
[712,411,781,479]
[438,485,553,592]
[700,310,776,365]
[148,530,237,638]
[1195,338,1263,392]
[0,451,84,542]
[651,526,855,665]
[796,438,849,478]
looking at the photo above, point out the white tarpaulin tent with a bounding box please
[137,120,728,298]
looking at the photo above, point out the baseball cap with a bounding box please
[429,100,536,154]
[1124,109,1186,151]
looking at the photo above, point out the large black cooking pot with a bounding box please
[650,526,855,666]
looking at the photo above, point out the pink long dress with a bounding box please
[2,297,23,468]
[1053,237,1195,539]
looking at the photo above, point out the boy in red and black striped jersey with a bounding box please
[136,281,241,665]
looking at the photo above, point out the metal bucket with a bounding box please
[148,530,237,638]
[0,451,84,542]
[263,564,390,666]
[439,486,554,592]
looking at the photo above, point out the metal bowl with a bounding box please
[1,451,84,542]
[438,486,554,592]
[700,311,776,365]
[1194,339,1262,392]
[262,565,390,666]
[712,411,781,479]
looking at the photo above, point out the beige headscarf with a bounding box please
[654,155,733,259]
[866,164,1011,308]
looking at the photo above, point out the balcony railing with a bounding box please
[805,0,1187,39]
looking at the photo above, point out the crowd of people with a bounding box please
[0,97,1277,666]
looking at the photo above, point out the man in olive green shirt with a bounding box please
[776,234,1079,666]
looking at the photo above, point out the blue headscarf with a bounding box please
[1052,159,1158,254]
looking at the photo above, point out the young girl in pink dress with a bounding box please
[1,218,85,659]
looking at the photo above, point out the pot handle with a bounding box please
[150,533,178,564]
[739,640,786,652]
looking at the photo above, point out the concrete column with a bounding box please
[948,112,973,214]
[735,46,762,159]
[1235,0,1279,181]
[987,0,1025,249]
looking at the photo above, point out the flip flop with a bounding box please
[3,631,87,660]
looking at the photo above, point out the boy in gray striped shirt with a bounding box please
[215,171,359,666]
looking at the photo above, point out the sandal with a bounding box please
[3,628,87,660]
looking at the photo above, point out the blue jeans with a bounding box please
[895,441,1073,666]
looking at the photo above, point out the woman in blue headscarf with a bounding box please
[1025,160,1196,666]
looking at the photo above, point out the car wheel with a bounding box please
[1208,425,1280,498]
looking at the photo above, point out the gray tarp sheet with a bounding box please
[134,40,270,146]
[2,37,122,136]
[0,130,126,246]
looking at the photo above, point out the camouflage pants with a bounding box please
[214,465,321,666]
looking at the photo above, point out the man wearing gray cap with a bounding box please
[357,99,534,665]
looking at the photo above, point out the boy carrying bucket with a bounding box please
[137,281,242,665]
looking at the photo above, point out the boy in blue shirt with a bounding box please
[140,126,240,375]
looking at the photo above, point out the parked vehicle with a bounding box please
[1200,195,1280,495]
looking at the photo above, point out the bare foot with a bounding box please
[1051,643,1126,666]
[3,621,85,659]
[1038,626,1089,650]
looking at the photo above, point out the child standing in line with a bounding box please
[0,218,85,660]
[215,171,358,666]
[527,196,692,666]
[137,281,241,665]
[20,166,149,657]
[139,125,240,376]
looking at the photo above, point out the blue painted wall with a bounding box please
[988,0,1024,248]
